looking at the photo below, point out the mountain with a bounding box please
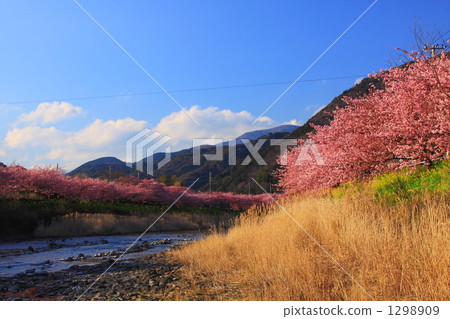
[68,157,131,179]
[235,124,299,142]
[69,76,383,192]
[67,126,295,184]
[201,76,384,193]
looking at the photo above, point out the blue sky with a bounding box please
[0,0,449,170]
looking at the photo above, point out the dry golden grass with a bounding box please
[171,193,450,300]
[34,211,233,237]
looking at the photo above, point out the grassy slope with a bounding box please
[170,162,449,300]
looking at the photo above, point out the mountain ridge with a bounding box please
[69,76,383,192]
[68,124,298,183]
[235,124,299,141]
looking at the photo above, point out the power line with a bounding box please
[251,0,379,125]
[1,75,366,106]
[72,0,199,125]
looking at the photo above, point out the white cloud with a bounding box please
[5,126,64,149]
[17,101,83,125]
[5,117,147,170]
[70,118,147,149]
[305,104,326,116]
[283,119,301,126]
[354,77,364,86]
[312,105,326,116]
[153,105,278,149]
[3,104,293,169]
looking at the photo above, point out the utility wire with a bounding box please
[252,0,379,125]
[1,75,366,105]
[72,0,199,125]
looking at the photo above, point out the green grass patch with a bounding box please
[327,160,449,204]
[369,160,449,204]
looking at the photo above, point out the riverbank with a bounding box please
[0,244,254,301]
[0,197,238,238]
[0,252,189,301]
[0,232,201,278]
[3,163,447,301]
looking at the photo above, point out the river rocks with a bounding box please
[8,285,21,293]
[0,254,188,300]
[153,239,172,245]
[90,239,171,260]
[0,235,202,301]
[60,253,91,262]
[159,276,170,288]
[46,239,112,252]
[0,253,188,301]
[60,256,74,262]
[1,238,117,259]
[35,271,49,277]
[94,251,119,259]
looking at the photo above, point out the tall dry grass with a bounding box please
[34,211,235,237]
[171,193,449,300]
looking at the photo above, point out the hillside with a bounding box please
[235,124,298,142]
[171,161,450,300]
[68,157,132,179]
[68,125,297,189]
[206,76,383,193]
[68,77,382,192]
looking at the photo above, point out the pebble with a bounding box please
[8,285,21,293]
[0,237,198,301]
[0,254,184,301]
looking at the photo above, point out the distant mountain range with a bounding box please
[68,124,299,184]
[69,76,383,193]
[235,124,299,142]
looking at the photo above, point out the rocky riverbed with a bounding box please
[0,233,201,278]
[0,251,189,301]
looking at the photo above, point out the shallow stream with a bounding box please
[0,232,201,277]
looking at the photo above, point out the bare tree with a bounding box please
[388,20,449,67]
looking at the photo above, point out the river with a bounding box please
[0,232,202,277]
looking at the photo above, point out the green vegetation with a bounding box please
[328,160,449,204]
[370,161,449,203]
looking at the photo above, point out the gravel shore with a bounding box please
[0,252,187,301]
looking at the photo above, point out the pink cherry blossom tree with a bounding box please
[0,165,273,210]
[277,51,450,194]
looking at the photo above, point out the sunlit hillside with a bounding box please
[171,162,450,300]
